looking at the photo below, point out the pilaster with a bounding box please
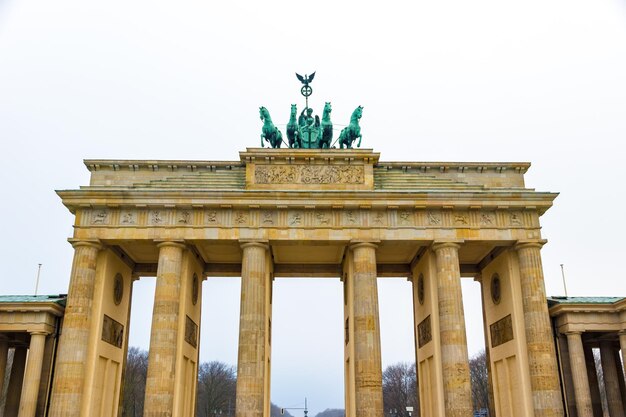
[18,332,48,417]
[514,241,564,417]
[48,239,101,417]
[349,242,384,417]
[144,241,186,417]
[431,241,472,417]
[565,331,593,417]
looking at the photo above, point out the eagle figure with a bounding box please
[296,72,316,86]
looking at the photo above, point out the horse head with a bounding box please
[259,106,267,121]
[353,106,363,120]
[290,104,297,117]
[323,102,332,116]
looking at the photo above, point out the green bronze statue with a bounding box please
[286,104,301,148]
[259,106,283,148]
[338,106,363,149]
[319,102,333,149]
[298,107,321,148]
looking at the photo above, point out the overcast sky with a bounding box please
[1,1,626,415]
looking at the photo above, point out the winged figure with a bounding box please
[296,72,316,86]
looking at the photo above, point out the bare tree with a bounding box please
[121,347,149,417]
[382,362,418,417]
[196,361,236,417]
[469,349,489,413]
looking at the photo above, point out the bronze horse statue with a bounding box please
[286,104,301,148]
[319,102,333,149]
[338,106,363,149]
[260,106,283,148]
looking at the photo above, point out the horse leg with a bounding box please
[261,134,265,147]
[357,134,362,148]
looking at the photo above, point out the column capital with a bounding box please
[28,331,49,337]
[513,239,547,251]
[431,241,462,251]
[68,239,102,250]
[155,240,186,250]
[617,330,626,336]
[349,240,379,251]
[564,330,583,336]
[239,240,269,251]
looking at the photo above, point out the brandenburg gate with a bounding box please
[47,148,565,417]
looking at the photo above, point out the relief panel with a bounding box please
[254,164,365,184]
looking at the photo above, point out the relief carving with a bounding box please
[315,211,330,225]
[255,165,364,184]
[262,210,275,225]
[372,211,385,225]
[102,315,124,348]
[289,212,303,226]
[399,210,412,225]
[121,210,136,225]
[150,210,164,225]
[418,315,432,348]
[454,214,469,225]
[234,211,248,225]
[427,211,442,225]
[92,210,109,225]
[480,212,495,226]
[344,210,358,225]
[510,212,523,226]
[177,210,191,224]
[490,314,514,347]
[206,210,219,225]
[185,315,198,348]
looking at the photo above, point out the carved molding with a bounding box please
[255,165,365,184]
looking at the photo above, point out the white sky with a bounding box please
[1,1,626,415]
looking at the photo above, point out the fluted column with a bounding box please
[236,241,270,417]
[48,240,101,417]
[18,332,48,417]
[600,342,625,417]
[583,345,604,417]
[432,242,472,417]
[0,340,8,398]
[350,242,384,417]
[515,241,564,417]
[620,332,626,379]
[144,241,186,417]
[5,347,27,417]
[566,332,593,417]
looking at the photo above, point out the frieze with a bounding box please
[81,207,536,231]
[255,164,364,184]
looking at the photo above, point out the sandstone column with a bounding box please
[600,342,625,417]
[515,241,564,417]
[48,240,101,417]
[566,332,593,417]
[584,345,604,417]
[144,241,186,417]
[432,242,472,417]
[17,332,48,417]
[236,241,270,417]
[5,347,27,417]
[0,340,8,398]
[350,242,384,417]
